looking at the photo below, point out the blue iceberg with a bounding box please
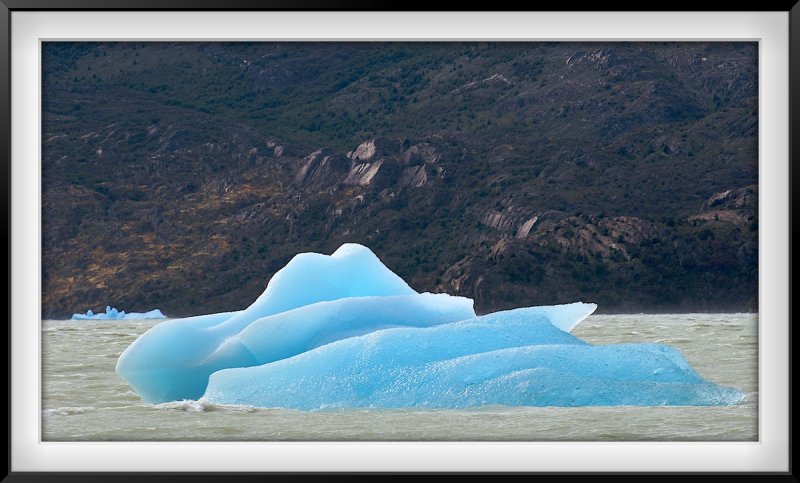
[116,243,745,408]
[72,306,166,320]
[204,310,742,408]
[116,244,474,403]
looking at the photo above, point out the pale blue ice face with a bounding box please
[203,308,742,409]
[116,243,744,408]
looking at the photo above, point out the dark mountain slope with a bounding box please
[42,42,758,317]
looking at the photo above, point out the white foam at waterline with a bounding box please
[154,399,257,413]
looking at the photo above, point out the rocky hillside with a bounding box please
[41,42,758,318]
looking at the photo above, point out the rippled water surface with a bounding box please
[42,313,757,441]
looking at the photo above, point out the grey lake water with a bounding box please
[41,313,758,441]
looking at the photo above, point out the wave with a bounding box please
[42,406,94,416]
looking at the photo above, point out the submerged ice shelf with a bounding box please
[72,306,166,320]
[116,243,744,408]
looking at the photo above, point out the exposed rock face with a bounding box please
[266,140,285,158]
[401,143,440,165]
[690,185,757,227]
[452,73,512,94]
[400,165,428,188]
[347,139,376,161]
[295,139,443,190]
[345,159,383,186]
[516,216,539,238]
[689,210,749,225]
[532,215,660,260]
[701,185,757,211]
[294,148,349,185]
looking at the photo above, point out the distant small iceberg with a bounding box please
[71,306,167,320]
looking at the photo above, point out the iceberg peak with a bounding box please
[252,242,415,316]
[331,242,376,258]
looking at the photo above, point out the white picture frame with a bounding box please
[9,9,791,474]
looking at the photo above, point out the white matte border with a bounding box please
[11,11,789,472]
